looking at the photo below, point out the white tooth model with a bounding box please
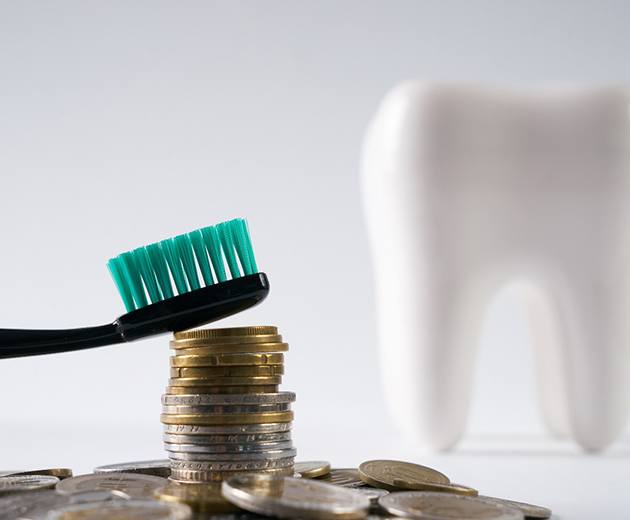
[361,83,630,452]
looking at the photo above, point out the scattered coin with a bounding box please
[222,473,371,520]
[294,461,331,479]
[155,481,240,513]
[0,475,59,494]
[378,491,523,519]
[392,478,478,496]
[56,473,168,499]
[478,496,551,519]
[321,469,368,488]
[4,468,73,479]
[93,460,171,478]
[358,460,450,491]
[47,498,192,519]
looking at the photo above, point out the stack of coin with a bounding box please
[161,326,296,483]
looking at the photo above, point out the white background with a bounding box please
[1,2,629,518]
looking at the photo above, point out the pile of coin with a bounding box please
[161,326,296,483]
[0,459,552,519]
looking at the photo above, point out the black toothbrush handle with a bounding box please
[0,273,270,359]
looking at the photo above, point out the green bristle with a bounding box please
[161,238,189,295]
[108,218,259,311]
[146,243,174,300]
[174,234,200,291]
[120,252,148,309]
[231,218,257,274]
[133,247,162,303]
[107,258,135,312]
[189,230,214,285]
[201,226,227,282]
[218,221,241,278]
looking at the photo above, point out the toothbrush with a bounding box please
[0,218,269,359]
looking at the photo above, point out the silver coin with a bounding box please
[163,422,292,435]
[47,498,191,519]
[163,440,294,454]
[56,473,168,499]
[354,487,389,505]
[222,474,370,520]
[161,402,291,414]
[477,496,551,519]
[167,448,297,462]
[378,492,523,519]
[0,475,59,494]
[163,431,292,445]
[169,457,295,472]
[93,459,171,478]
[162,392,296,406]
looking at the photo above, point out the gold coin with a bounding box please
[169,465,294,483]
[155,481,239,513]
[294,461,331,479]
[174,326,278,339]
[358,460,450,491]
[6,468,73,479]
[171,342,289,354]
[170,365,284,378]
[166,385,279,395]
[171,353,284,367]
[169,376,282,386]
[161,411,294,425]
[392,478,478,496]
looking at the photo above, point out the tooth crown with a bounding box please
[361,82,630,452]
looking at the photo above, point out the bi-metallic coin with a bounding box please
[294,461,331,479]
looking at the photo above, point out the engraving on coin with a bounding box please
[171,343,289,354]
[163,431,292,445]
[0,475,59,494]
[169,457,295,471]
[175,326,279,339]
[93,460,171,478]
[171,352,284,367]
[222,474,371,520]
[294,461,331,479]
[161,403,291,415]
[163,423,293,435]
[477,496,551,519]
[169,466,295,483]
[378,492,523,519]
[358,460,450,491]
[167,385,280,395]
[162,392,295,406]
[56,473,168,499]
[164,440,294,454]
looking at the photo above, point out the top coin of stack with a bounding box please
[162,326,296,483]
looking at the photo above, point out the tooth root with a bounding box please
[525,285,571,437]
[375,266,489,451]
[558,276,630,451]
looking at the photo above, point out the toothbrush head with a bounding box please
[108,218,260,313]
